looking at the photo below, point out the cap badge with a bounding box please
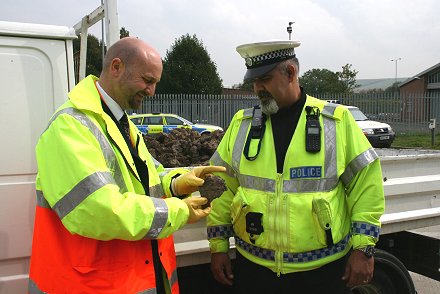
[245,57,253,67]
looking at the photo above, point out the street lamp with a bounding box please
[287,21,294,40]
[391,58,402,90]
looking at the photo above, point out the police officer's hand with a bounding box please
[342,250,374,288]
[182,196,211,224]
[173,166,226,196]
[211,252,234,286]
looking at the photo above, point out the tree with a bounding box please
[336,63,359,93]
[156,34,223,94]
[73,34,104,77]
[300,68,345,94]
[236,79,253,91]
[120,27,130,38]
[300,64,360,95]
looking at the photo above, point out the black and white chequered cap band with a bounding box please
[245,48,296,69]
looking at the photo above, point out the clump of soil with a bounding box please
[143,128,224,168]
[199,175,227,208]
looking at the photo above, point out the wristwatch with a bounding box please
[357,246,376,258]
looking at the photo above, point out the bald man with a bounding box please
[28,37,225,294]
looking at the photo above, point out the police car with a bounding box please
[129,113,223,135]
[346,106,395,148]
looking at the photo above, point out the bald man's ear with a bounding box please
[110,58,124,77]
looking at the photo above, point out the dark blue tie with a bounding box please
[120,113,131,141]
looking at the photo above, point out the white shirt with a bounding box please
[96,81,125,121]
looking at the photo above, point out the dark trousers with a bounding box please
[233,251,350,294]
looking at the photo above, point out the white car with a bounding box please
[346,106,395,148]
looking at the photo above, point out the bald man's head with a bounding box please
[98,37,163,110]
[101,37,161,73]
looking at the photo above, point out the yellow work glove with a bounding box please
[183,196,211,224]
[172,166,226,196]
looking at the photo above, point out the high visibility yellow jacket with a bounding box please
[29,75,189,293]
[207,96,385,275]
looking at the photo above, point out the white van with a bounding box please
[0,21,76,293]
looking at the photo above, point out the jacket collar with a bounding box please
[68,75,103,115]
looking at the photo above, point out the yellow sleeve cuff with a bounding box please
[161,168,189,198]
[351,234,377,249]
[209,238,230,253]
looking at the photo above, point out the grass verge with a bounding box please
[392,133,440,150]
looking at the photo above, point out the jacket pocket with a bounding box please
[72,265,96,274]
[231,187,249,235]
[311,197,333,248]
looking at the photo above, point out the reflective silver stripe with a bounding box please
[323,116,338,181]
[151,156,161,169]
[158,170,169,182]
[341,148,378,186]
[142,197,168,239]
[238,174,275,192]
[235,234,350,263]
[230,107,264,177]
[45,107,127,193]
[232,117,251,171]
[243,107,253,117]
[36,190,50,208]
[28,279,47,294]
[168,268,178,289]
[137,288,156,294]
[322,103,338,117]
[149,183,165,198]
[52,171,115,219]
[207,224,234,239]
[283,177,339,193]
[210,151,235,178]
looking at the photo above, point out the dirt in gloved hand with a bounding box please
[199,175,227,209]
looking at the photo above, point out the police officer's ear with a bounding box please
[286,64,296,81]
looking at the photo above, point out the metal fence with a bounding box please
[133,92,440,135]
[136,94,259,130]
[314,92,440,135]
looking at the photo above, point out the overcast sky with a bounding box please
[1,0,439,87]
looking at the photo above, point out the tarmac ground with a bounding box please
[410,271,440,294]
[408,225,440,294]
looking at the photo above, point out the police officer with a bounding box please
[207,40,385,293]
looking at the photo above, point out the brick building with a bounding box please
[399,62,440,124]
[400,62,440,95]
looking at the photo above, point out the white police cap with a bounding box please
[236,40,301,80]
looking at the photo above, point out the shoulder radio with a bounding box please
[305,106,321,152]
